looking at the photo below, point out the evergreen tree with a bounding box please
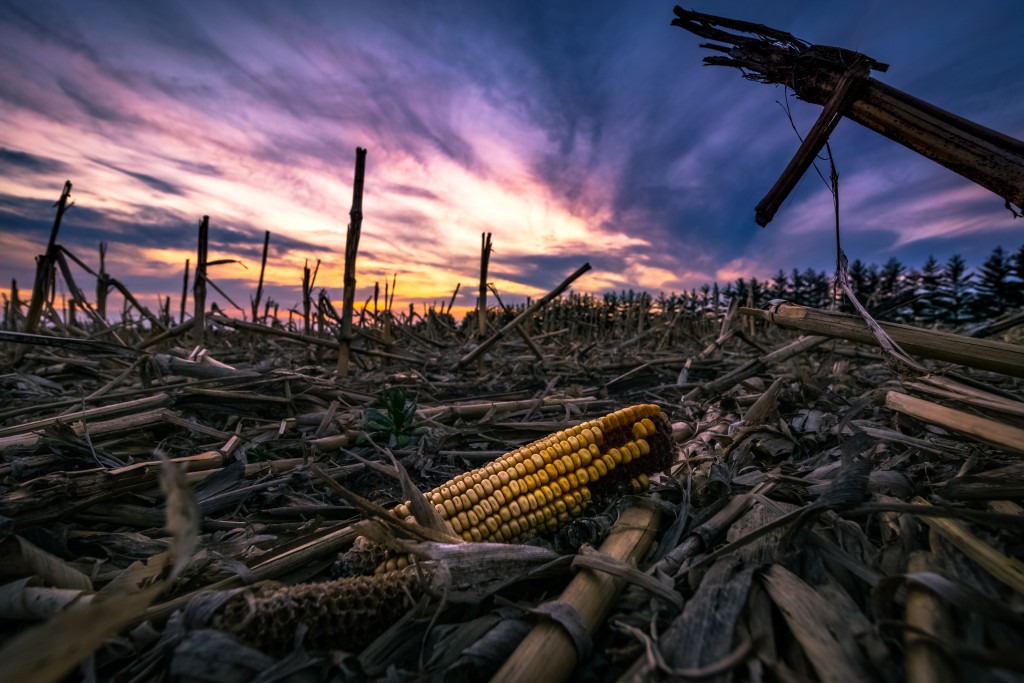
[749,276,763,307]
[790,268,806,306]
[722,282,736,306]
[770,269,788,300]
[973,246,1014,319]
[913,255,943,324]
[711,282,720,312]
[880,257,905,298]
[803,268,828,308]
[1012,244,1024,307]
[843,259,868,312]
[733,278,748,306]
[938,254,973,325]
[848,259,867,297]
[862,264,881,306]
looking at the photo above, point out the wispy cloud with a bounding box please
[0,0,1022,318]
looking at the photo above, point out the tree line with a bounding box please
[678,243,1024,325]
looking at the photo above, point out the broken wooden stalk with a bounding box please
[251,229,270,324]
[886,391,1024,456]
[742,302,1024,378]
[338,147,366,375]
[671,7,1024,220]
[192,216,209,346]
[21,180,72,342]
[477,231,492,373]
[179,258,190,325]
[491,501,660,683]
[458,262,591,367]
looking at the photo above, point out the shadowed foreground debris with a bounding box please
[2,282,1023,682]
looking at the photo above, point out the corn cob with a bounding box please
[216,567,428,655]
[216,405,674,654]
[378,404,672,571]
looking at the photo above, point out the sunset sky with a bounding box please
[2,1,1022,321]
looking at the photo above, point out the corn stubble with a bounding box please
[214,404,674,653]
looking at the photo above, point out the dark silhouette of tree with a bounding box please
[880,257,905,298]
[1012,244,1024,307]
[722,282,736,306]
[803,268,829,308]
[770,269,788,300]
[789,268,806,306]
[938,254,973,325]
[749,276,763,307]
[733,278,748,306]
[973,246,1014,319]
[912,255,943,324]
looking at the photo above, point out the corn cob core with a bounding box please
[216,568,427,655]
[380,404,672,570]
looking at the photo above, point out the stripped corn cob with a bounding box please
[216,567,428,655]
[378,404,672,570]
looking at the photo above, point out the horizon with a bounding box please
[2,1,1023,323]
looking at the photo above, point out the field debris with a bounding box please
[2,274,1023,681]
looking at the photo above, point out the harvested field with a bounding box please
[2,283,1023,681]
[2,8,1024,681]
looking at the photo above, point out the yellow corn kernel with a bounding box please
[535,468,550,485]
[469,527,483,542]
[495,488,509,506]
[637,439,650,456]
[443,499,457,518]
[569,451,582,469]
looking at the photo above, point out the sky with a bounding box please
[1,0,1022,322]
